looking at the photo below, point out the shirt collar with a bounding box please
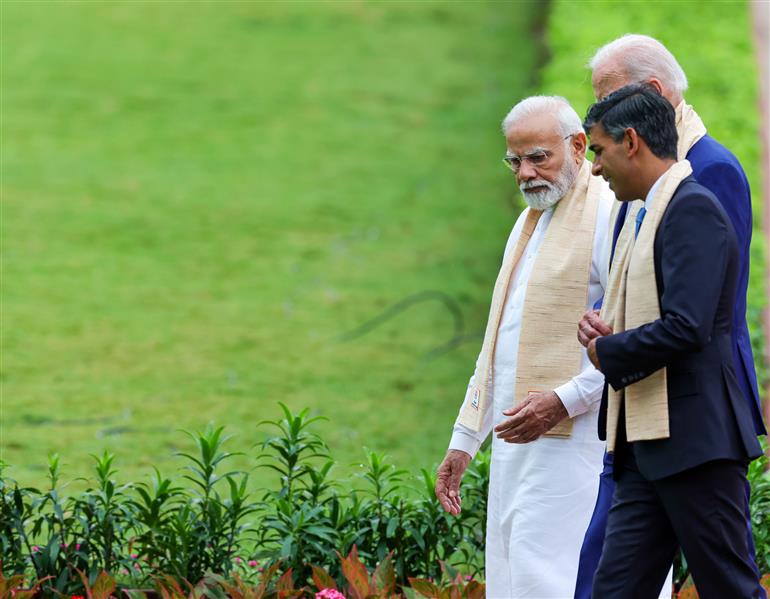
[644,172,666,212]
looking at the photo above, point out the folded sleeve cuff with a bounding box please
[554,380,587,418]
[448,429,482,458]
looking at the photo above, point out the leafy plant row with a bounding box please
[0,404,489,596]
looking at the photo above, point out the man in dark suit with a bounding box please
[581,84,763,598]
[575,34,765,599]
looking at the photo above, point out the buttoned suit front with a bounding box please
[574,133,766,599]
[590,176,763,598]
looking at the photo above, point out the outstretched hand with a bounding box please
[435,449,472,516]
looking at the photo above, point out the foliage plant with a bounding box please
[0,406,489,595]
[252,405,486,589]
[131,424,257,584]
[1,404,768,598]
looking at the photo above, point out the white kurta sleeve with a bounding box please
[554,366,606,418]
[447,208,531,458]
[448,363,495,457]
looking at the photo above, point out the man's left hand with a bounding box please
[494,390,568,443]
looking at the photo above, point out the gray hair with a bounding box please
[589,34,688,96]
[501,95,583,138]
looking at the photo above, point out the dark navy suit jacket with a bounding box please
[610,135,765,435]
[598,177,763,480]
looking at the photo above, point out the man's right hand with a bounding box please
[435,449,472,516]
[577,309,613,348]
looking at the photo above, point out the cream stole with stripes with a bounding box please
[457,159,602,437]
[600,160,693,451]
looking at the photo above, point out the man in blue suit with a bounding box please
[574,34,766,599]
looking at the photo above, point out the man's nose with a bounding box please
[517,160,537,181]
[591,161,602,177]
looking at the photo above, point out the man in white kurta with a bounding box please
[435,96,613,599]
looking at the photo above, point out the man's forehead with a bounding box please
[505,111,562,150]
[592,59,629,99]
[587,122,610,147]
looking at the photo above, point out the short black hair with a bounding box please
[583,83,678,160]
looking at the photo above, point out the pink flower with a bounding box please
[465,575,473,581]
[32,546,40,553]
[60,543,68,549]
[234,557,242,564]
[315,590,345,599]
[248,560,258,567]
[75,544,81,551]
[130,553,138,559]
[121,569,129,576]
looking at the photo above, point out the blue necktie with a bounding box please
[635,206,647,239]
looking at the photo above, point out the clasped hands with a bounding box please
[577,308,613,369]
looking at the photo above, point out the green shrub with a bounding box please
[0,404,489,595]
[252,404,486,588]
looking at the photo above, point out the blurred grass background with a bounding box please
[1,0,765,491]
[1,1,542,488]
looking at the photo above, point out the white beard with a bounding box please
[519,158,579,211]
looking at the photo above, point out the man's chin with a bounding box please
[523,192,561,211]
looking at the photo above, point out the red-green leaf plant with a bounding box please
[408,562,484,599]
[76,569,118,599]
[0,565,52,599]
[312,546,402,599]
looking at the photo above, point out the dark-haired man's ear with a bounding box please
[624,128,640,157]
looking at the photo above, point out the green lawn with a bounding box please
[3,0,765,496]
[1,2,542,488]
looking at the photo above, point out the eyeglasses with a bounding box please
[503,135,573,173]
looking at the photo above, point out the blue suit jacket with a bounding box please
[610,134,765,435]
[599,177,763,479]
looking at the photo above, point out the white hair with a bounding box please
[501,95,583,138]
[589,34,688,96]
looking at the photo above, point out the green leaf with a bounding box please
[280,535,294,558]
[386,517,399,538]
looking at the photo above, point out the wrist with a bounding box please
[588,338,602,370]
[550,390,568,417]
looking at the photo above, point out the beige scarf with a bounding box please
[457,159,602,436]
[599,102,706,450]
[675,100,707,159]
[606,100,706,246]
[600,160,692,451]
